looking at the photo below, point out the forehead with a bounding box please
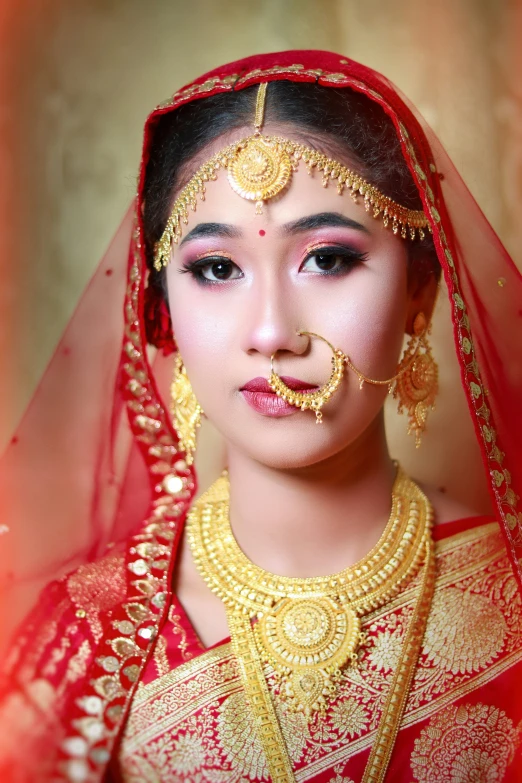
[177,164,378,239]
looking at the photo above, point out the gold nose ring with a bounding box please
[267,325,428,424]
[268,331,347,423]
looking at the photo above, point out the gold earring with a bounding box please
[393,312,438,448]
[268,331,346,423]
[170,354,202,465]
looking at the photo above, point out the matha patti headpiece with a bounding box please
[154,82,430,270]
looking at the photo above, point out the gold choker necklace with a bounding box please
[188,467,432,712]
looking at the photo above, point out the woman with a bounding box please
[0,50,521,783]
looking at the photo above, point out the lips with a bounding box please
[240,376,317,418]
[241,376,317,393]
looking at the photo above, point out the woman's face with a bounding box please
[166,133,424,469]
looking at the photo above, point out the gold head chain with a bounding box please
[153,82,430,270]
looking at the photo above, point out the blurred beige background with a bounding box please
[1,0,521,494]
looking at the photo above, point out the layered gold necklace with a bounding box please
[187,467,435,783]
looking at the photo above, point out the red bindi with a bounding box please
[258,229,266,236]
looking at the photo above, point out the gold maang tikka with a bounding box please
[269,321,436,432]
[153,83,430,270]
[170,354,202,465]
[228,81,292,215]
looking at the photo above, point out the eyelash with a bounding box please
[302,245,369,276]
[179,245,368,286]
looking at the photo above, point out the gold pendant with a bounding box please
[228,137,292,212]
[256,597,361,715]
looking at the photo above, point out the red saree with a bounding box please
[2,515,521,782]
[115,517,522,782]
[1,50,522,783]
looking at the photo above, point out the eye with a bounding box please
[302,253,346,273]
[300,245,367,276]
[181,256,243,284]
[200,259,241,282]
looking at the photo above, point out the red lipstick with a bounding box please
[240,376,317,417]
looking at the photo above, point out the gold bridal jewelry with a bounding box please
[170,354,202,465]
[269,331,346,424]
[187,467,435,783]
[394,312,438,448]
[268,320,438,443]
[153,83,430,270]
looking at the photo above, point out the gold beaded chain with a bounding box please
[186,467,435,781]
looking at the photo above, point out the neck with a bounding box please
[226,414,396,578]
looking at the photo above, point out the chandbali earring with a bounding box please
[268,331,346,424]
[393,312,438,448]
[170,354,203,465]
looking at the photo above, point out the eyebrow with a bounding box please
[179,222,242,246]
[178,211,369,246]
[281,212,370,235]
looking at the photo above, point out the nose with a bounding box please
[239,281,307,360]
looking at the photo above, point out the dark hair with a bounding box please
[143,81,439,294]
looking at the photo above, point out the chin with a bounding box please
[228,420,361,470]
[207,397,385,470]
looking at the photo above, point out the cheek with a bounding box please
[319,261,409,375]
[166,280,234,396]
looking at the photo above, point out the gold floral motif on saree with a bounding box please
[167,606,193,662]
[66,554,127,613]
[326,765,356,783]
[410,702,520,781]
[118,522,522,782]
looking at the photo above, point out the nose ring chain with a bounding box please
[268,328,426,423]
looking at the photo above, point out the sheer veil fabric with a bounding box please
[0,49,521,781]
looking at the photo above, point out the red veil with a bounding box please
[0,50,521,782]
